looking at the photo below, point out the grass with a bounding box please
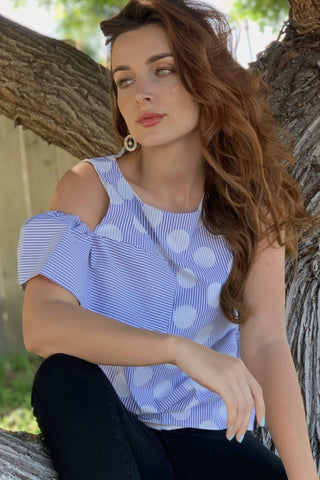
[0,352,43,434]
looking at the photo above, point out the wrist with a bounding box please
[168,335,193,368]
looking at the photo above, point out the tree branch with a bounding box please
[0,15,119,160]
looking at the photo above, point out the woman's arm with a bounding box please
[239,238,318,480]
[22,160,176,366]
[23,274,177,366]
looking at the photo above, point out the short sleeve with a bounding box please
[17,210,93,305]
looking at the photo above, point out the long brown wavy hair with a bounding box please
[101,0,316,323]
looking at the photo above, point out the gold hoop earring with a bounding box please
[124,134,138,152]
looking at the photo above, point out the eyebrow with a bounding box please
[112,53,174,76]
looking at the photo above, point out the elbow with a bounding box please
[23,329,47,358]
[22,314,54,359]
[24,337,55,359]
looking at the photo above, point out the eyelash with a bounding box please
[116,67,175,88]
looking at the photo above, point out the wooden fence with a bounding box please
[0,115,79,352]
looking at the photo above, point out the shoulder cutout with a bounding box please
[49,161,109,231]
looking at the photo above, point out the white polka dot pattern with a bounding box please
[177,268,197,289]
[194,324,215,344]
[99,224,122,242]
[133,216,147,233]
[193,247,216,267]
[133,367,153,387]
[140,404,158,414]
[117,177,135,200]
[142,204,163,228]
[113,372,130,398]
[171,409,192,420]
[106,184,124,205]
[17,153,247,433]
[206,283,222,308]
[173,305,197,329]
[166,229,190,253]
[199,420,219,429]
[154,380,172,399]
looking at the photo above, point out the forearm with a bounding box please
[24,299,177,367]
[243,338,318,480]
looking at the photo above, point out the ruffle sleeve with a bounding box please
[17,210,93,305]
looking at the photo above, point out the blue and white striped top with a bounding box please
[17,148,255,431]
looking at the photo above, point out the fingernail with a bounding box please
[228,425,234,432]
[238,434,244,443]
[260,417,265,427]
[227,434,235,441]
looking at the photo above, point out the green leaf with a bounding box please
[230,0,289,32]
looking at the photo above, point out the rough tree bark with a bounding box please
[250,10,320,471]
[0,430,57,479]
[288,0,320,34]
[0,0,319,477]
[0,15,119,160]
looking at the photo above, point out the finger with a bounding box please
[223,389,238,440]
[234,381,255,442]
[225,382,248,441]
[247,373,265,427]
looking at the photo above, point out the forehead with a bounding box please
[111,24,172,65]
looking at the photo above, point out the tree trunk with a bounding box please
[0,3,319,477]
[0,429,57,479]
[250,11,320,473]
[0,15,120,160]
[288,0,320,34]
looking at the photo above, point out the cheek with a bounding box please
[173,92,199,120]
[165,80,183,99]
[167,82,197,113]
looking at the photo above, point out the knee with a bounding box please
[31,353,99,406]
[35,352,93,381]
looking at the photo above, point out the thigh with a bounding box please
[31,353,176,480]
[159,428,287,480]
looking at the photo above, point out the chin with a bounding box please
[139,136,182,148]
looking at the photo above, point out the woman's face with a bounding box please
[111,23,200,149]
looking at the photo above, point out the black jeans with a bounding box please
[31,353,288,480]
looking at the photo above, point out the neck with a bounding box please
[135,137,205,210]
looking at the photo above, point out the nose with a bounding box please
[135,77,154,104]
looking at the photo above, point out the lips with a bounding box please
[137,112,165,123]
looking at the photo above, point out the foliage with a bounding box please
[9,0,127,63]
[0,353,42,434]
[52,2,120,62]
[7,0,291,59]
[11,0,126,8]
[230,0,289,32]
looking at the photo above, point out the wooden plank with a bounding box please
[0,246,8,352]
[55,144,79,180]
[23,128,60,214]
[0,116,29,352]
[0,116,79,353]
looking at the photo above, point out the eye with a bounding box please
[116,77,133,88]
[115,67,176,89]
[155,67,175,76]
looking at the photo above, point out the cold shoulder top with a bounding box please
[17,147,255,431]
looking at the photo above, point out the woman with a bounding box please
[17,0,318,479]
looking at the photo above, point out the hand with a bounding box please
[175,337,265,442]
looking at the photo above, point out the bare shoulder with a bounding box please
[49,160,109,231]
